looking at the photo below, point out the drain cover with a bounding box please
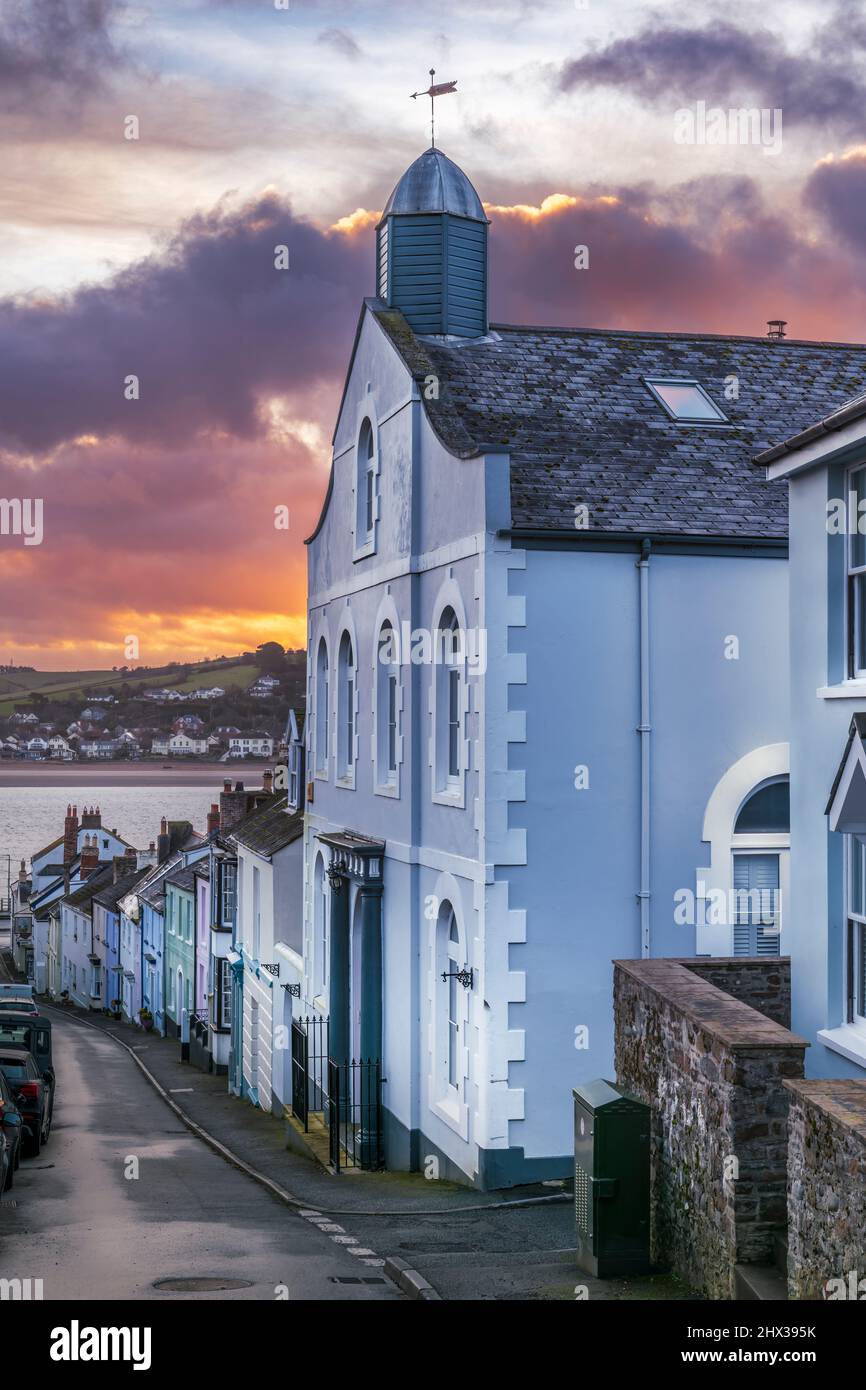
[153,1277,254,1292]
[329,1277,387,1285]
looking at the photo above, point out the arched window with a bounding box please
[315,636,329,775]
[447,912,460,1089]
[337,631,356,783]
[435,900,465,1103]
[376,621,399,791]
[731,778,789,957]
[734,780,790,834]
[355,419,377,553]
[696,748,789,959]
[435,606,463,795]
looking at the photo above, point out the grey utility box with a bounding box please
[574,1079,651,1278]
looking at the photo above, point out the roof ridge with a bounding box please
[488,322,866,349]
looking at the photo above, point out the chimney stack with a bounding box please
[79,835,99,879]
[113,852,137,883]
[262,770,273,794]
[220,782,251,833]
[81,804,102,830]
[63,803,79,865]
[157,817,171,864]
[207,803,221,838]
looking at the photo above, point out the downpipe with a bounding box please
[637,538,652,958]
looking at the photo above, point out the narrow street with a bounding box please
[0,993,401,1302]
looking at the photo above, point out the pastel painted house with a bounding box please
[300,144,866,1186]
[164,863,197,1039]
[756,388,866,1075]
[233,796,303,1112]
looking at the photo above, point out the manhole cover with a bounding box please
[153,1277,254,1292]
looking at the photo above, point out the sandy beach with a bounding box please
[0,761,275,789]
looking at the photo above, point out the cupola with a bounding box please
[376,148,489,338]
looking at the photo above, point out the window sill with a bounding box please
[375,779,400,799]
[432,788,464,809]
[335,774,356,791]
[817,681,866,699]
[817,1025,866,1068]
[353,538,376,563]
[431,1093,469,1141]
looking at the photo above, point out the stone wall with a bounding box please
[786,1080,866,1300]
[614,959,807,1300]
[684,957,791,1029]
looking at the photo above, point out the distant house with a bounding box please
[79,735,120,759]
[9,711,38,725]
[48,735,73,760]
[25,736,49,759]
[79,706,103,722]
[228,735,274,758]
[170,732,209,756]
[249,675,281,698]
[172,714,205,734]
[191,687,225,701]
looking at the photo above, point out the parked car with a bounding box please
[0,1048,50,1155]
[0,1070,23,1188]
[0,985,36,1011]
[0,994,37,1014]
[0,1014,54,1122]
[0,1130,8,1196]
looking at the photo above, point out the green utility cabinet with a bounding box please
[573,1079,651,1278]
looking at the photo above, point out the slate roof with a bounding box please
[756,388,866,466]
[64,864,113,911]
[374,309,866,539]
[92,868,148,911]
[230,795,302,858]
[31,833,63,862]
[164,863,198,894]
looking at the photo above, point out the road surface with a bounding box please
[0,1006,401,1301]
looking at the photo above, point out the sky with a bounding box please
[2,0,866,667]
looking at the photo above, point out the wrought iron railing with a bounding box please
[327,1058,383,1172]
[290,1015,330,1131]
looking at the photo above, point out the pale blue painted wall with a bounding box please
[503,545,790,1161]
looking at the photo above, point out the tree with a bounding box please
[255,642,287,675]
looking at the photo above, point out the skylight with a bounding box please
[644,378,729,424]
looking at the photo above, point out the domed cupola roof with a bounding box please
[378,148,488,226]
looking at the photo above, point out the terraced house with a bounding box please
[299,144,866,1187]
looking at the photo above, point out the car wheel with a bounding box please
[29,1128,40,1158]
[41,1115,50,1146]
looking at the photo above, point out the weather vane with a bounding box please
[410,68,457,148]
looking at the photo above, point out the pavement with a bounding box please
[29,996,696,1302]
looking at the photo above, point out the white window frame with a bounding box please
[695,745,789,957]
[373,611,403,797]
[313,633,330,780]
[335,626,358,789]
[846,835,866,1033]
[428,876,470,1140]
[353,414,379,561]
[430,586,469,809]
[847,463,866,680]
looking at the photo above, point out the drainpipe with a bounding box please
[637,538,652,958]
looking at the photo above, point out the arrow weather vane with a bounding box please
[410,68,457,148]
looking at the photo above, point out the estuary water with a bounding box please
[0,763,269,883]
